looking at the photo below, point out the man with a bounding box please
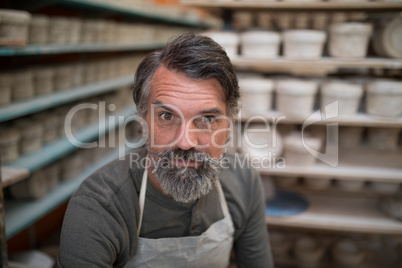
[58,32,274,267]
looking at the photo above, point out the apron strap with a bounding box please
[137,162,148,236]
[215,180,229,217]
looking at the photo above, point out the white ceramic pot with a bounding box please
[15,118,43,154]
[9,170,48,199]
[48,16,69,44]
[0,127,20,163]
[320,80,363,116]
[276,79,319,116]
[240,31,281,58]
[336,179,365,191]
[67,17,82,44]
[54,65,73,91]
[61,151,83,181]
[283,132,323,166]
[32,112,59,144]
[373,17,402,59]
[329,23,373,58]
[269,231,292,258]
[304,177,332,190]
[339,126,364,148]
[0,9,31,46]
[294,236,325,268]
[28,15,49,44]
[370,181,400,194]
[12,69,34,101]
[367,127,401,150]
[232,11,253,30]
[274,176,299,188]
[45,163,60,190]
[283,30,326,59]
[379,194,402,221]
[239,77,274,115]
[366,79,402,118]
[332,239,365,267]
[199,31,239,59]
[241,122,284,159]
[33,67,54,96]
[0,72,12,105]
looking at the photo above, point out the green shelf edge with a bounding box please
[0,42,165,56]
[0,75,134,123]
[4,106,136,173]
[4,148,128,238]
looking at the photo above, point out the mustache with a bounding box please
[158,148,211,162]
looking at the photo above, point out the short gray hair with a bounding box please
[133,32,239,119]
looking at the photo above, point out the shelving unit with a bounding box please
[0,42,165,57]
[183,2,402,266]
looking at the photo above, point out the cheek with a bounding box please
[146,122,180,148]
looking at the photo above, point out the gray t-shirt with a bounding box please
[58,148,274,267]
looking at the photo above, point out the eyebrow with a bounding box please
[152,100,176,114]
[200,108,224,115]
[152,101,224,115]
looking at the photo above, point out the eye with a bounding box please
[201,116,216,124]
[160,112,173,121]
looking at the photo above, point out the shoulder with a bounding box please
[73,148,147,204]
[220,152,261,193]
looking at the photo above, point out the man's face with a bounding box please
[144,66,231,203]
[146,66,230,163]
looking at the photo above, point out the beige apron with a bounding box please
[124,168,234,267]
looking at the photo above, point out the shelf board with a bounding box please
[182,0,402,10]
[240,111,402,128]
[4,148,126,238]
[0,75,133,123]
[232,57,402,75]
[266,193,402,235]
[0,42,165,56]
[18,0,212,28]
[259,164,402,182]
[1,167,30,188]
[3,106,135,174]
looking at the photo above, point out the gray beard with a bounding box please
[151,148,221,203]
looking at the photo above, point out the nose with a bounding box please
[176,121,199,150]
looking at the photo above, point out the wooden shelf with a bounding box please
[3,106,135,174]
[4,149,126,238]
[0,75,133,123]
[240,111,402,128]
[0,167,30,188]
[266,193,402,235]
[259,164,402,182]
[0,42,165,57]
[182,0,402,11]
[232,57,402,75]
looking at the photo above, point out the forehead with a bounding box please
[148,66,227,113]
